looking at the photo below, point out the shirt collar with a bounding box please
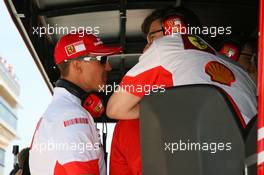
[53,87,82,104]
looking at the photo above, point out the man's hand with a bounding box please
[106,88,141,120]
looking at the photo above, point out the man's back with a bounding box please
[125,34,257,125]
[110,34,257,175]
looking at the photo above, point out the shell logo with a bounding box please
[205,61,236,86]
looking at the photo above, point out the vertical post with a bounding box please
[119,0,127,52]
[258,0,264,174]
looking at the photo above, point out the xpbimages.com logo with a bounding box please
[98,82,166,95]
[164,24,232,38]
[32,24,100,37]
[32,140,101,154]
[164,140,232,154]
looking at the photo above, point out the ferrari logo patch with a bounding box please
[188,36,208,50]
[205,61,235,86]
[65,41,86,56]
[65,45,76,55]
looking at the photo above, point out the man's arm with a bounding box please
[106,45,165,120]
[106,88,142,119]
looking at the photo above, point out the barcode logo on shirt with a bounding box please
[64,117,89,127]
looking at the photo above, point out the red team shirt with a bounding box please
[29,88,106,175]
[110,34,257,175]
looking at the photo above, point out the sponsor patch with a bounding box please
[205,61,235,86]
[65,41,86,56]
[64,117,89,127]
[188,36,208,50]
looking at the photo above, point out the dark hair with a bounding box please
[141,6,200,36]
[242,38,258,66]
[18,148,30,175]
[57,61,70,77]
[141,8,165,36]
[242,39,258,53]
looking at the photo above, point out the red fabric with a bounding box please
[258,0,264,174]
[30,118,43,149]
[120,66,173,97]
[83,94,104,118]
[258,139,264,153]
[54,33,122,64]
[258,164,264,175]
[110,120,141,175]
[54,159,99,175]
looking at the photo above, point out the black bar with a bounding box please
[37,1,175,18]
[38,3,119,18]
[119,0,127,52]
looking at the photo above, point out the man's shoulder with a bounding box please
[43,96,89,122]
[39,99,93,138]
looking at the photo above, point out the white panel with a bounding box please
[47,11,120,40]
[126,9,154,37]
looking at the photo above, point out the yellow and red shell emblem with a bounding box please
[205,61,235,86]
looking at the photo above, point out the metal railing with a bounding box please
[0,98,17,130]
[0,62,20,96]
[0,148,5,167]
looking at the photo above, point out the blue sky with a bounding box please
[0,1,52,174]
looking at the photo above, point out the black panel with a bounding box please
[140,85,245,175]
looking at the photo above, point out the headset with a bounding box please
[218,39,242,62]
[55,79,104,118]
[161,7,201,36]
[159,7,218,55]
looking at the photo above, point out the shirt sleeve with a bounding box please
[119,44,173,97]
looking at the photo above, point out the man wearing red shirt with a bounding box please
[107,7,257,175]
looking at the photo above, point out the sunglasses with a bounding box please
[147,29,164,41]
[148,29,164,36]
[67,56,108,64]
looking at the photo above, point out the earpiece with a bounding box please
[55,79,104,118]
[161,7,201,36]
[218,40,241,62]
[162,16,186,35]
